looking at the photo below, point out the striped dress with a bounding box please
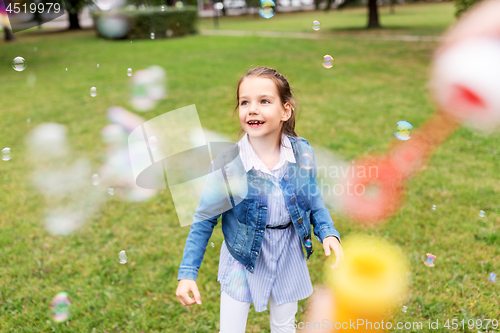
[217,133,313,312]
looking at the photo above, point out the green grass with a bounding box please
[1,3,499,332]
[198,2,456,35]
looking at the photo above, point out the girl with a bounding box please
[176,67,344,333]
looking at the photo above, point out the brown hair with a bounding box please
[233,67,299,149]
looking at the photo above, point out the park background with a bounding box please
[1,0,500,331]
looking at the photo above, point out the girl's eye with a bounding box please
[240,101,248,106]
[262,100,270,104]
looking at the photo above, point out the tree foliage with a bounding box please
[454,0,482,17]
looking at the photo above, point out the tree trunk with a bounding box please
[4,27,15,41]
[367,0,380,28]
[68,12,81,30]
[314,0,320,10]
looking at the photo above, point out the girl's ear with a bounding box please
[282,102,292,122]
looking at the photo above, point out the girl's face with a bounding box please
[238,76,292,140]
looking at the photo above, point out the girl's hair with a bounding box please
[233,67,299,149]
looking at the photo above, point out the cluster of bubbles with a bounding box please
[90,87,97,97]
[259,0,276,19]
[51,292,71,322]
[424,253,436,267]
[394,121,413,141]
[130,66,167,112]
[479,210,485,217]
[312,20,320,31]
[12,57,27,72]
[322,55,334,69]
[27,123,107,235]
[118,250,127,264]
[2,147,11,161]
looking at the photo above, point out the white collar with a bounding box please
[237,133,296,174]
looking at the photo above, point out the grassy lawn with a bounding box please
[1,3,499,332]
[198,2,456,35]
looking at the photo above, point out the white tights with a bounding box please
[219,290,297,333]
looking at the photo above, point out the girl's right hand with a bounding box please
[176,279,202,306]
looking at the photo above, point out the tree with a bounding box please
[454,0,482,16]
[64,0,88,29]
[335,0,381,28]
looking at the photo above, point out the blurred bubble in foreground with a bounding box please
[150,32,155,40]
[108,188,114,195]
[322,55,334,69]
[175,1,184,8]
[489,272,497,283]
[432,204,436,210]
[127,68,132,77]
[424,253,436,267]
[92,174,100,185]
[96,14,130,39]
[118,250,127,264]
[27,123,107,235]
[130,66,167,112]
[259,0,275,19]
[12,57,27,71]
[90,87,97,97]
[394,121,413,141]
[479,210,485,217]
[93,0,126,10]
[51,292,71,322]
[2,147,11,161]
[312,20,320,31]
[402,305,408,313]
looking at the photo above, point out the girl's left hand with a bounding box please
[323,236,344,270]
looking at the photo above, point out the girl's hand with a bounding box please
[176,279,202,306]
[323,236,344,270]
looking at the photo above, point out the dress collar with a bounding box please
[237,133,296,174]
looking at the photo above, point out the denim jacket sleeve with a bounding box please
[177,160,223,281]
[303,139,341,244]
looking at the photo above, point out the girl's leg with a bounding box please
[220,290,251,333]
[269,293,298,333]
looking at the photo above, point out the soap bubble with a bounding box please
[108,188,114,195]
[305,239,312,247]
[150,32,155,40]
[210,242,214,247]
[432,205,436,210]
[402,305,407,313]
[97,64,99,68]
[127,68,132,77]
[12,57,27,71]
[92,174,100,185]
[118,250,127,264]
[479,210,485,217]
[394,121,413,141]
[175,1,184,8]
[322,55,334,69]
[424,253,436,267]
[51,292,71,322]
[2,148,11,161]
[299,153,314,170]
[489,272,497,282]
[95,15,131,39]
[312,20,320,31]
[161,5,165,10]
[90,87,97,97]
[259,0,275,19]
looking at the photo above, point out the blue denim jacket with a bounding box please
[177,135,341,281]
